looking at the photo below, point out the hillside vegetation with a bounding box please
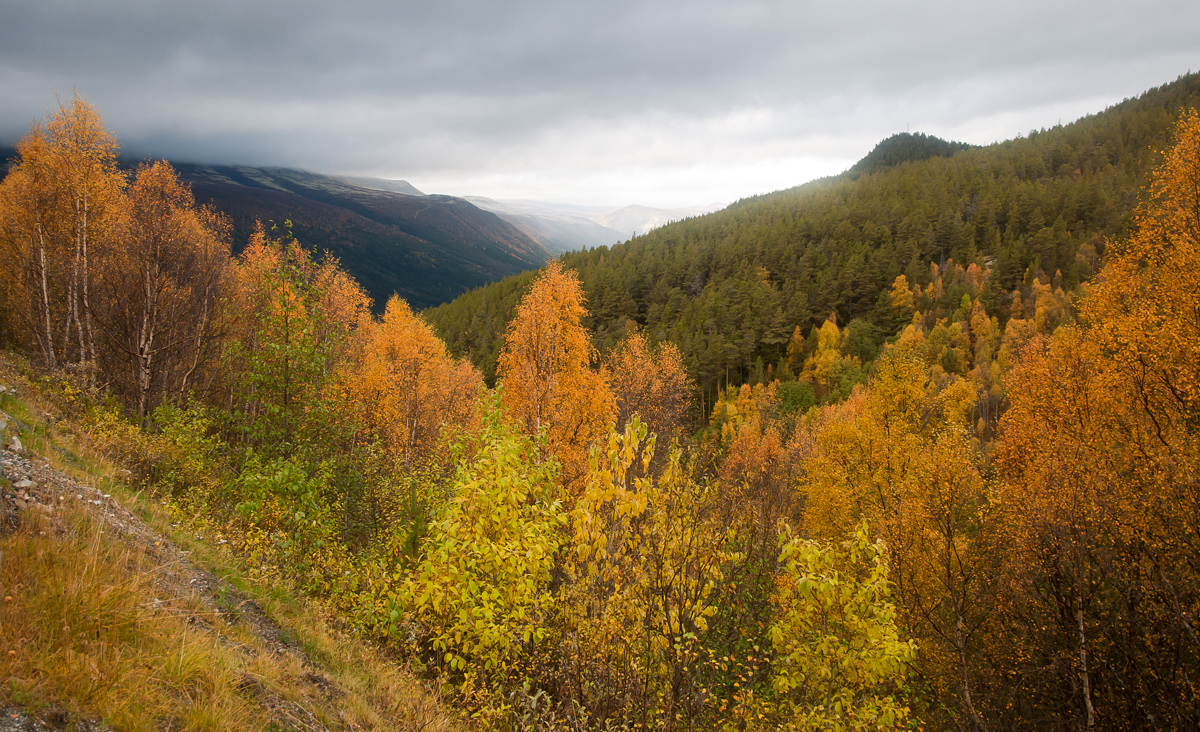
[1,80,1200,731]
[0,355,460,732]
[428,73,1200,395]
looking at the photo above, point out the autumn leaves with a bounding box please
[496,260,699,492]
[987,108,1200,727]
[497,261,615,488]
[0,98,231,418]
[5,95,1200,731]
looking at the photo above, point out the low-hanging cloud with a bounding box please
[2,0,1197,206]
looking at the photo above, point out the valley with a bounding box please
[2,72,1200,732]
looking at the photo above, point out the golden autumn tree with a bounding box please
[48,95,125,369]
[794,347,993,728]
[0,124,63,368]
[607,329,696,447]
[992,330,1111,728]
[890,274,916,317]
[799,315,862,399]
[91,161,232,419]
[0,96,125,370]
[338,295,483,541]
[710,381,795,561]
[342,295,481,472]
[497,260,614,489]
[994,108,1200,729]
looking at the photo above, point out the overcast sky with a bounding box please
[2,1,1198,208]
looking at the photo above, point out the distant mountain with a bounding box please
[468,197,727,252]
[465,197,626,253]
[591,203,726,238]
[168,164,550,310]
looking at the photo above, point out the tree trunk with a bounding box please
[35,226,57,370]
[1077,561,1095,729]
[135,258,157,421]
[81,195,96,370]
[955,613,986,731]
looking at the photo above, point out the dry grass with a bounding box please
[0,353,463,731]
[1,507,274,731]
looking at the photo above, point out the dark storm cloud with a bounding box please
[1,0,1198,204]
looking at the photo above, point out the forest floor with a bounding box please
[0,356,463,732]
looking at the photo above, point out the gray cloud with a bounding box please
[2,0,1198,206]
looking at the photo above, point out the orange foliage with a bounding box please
[607,329,696,445]
[341,296,482,470]
[497,260,615,489]
[0,95,125,370]
[719,416,789,554]
[993,109,1200,726]
[94,161,231,417]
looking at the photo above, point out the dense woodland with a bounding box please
[428,74,1200,403]
[2,78,1200,731]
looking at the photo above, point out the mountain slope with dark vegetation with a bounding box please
[427,73,1200,390]
[172,164,550,310]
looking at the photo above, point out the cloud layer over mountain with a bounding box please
[2,0,1197,206]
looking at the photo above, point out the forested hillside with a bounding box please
[173,164,551,309]
[428,73,1200,397]
[4,82,1200,732]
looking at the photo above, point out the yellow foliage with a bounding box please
[708,381,779,446]
[799,316,862,397]
[398,403,565,717]
[567,418,735,723]
[794,346,991,722]
[761,522,917,731]
[890,275,915,315]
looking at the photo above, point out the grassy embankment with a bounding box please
[0,353,461,732]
